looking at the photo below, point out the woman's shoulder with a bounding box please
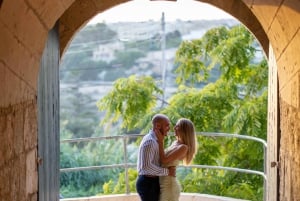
[176,142,188,151]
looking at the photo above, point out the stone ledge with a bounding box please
[61,193,249,201]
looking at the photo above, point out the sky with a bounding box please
[88,0,234,24]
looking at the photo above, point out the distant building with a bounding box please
[92,41,124,62]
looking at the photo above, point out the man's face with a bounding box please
[160,119,171,136]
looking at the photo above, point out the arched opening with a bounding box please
[5,1,298,201]
[56,0,274,200]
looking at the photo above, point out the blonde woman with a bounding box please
[155,118,197,201]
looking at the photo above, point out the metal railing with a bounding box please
[60,132,267,200]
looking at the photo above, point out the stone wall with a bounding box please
[0,100,37,201]
[279,99,300,201]
[0,0,300,201]
[0,0,72,200]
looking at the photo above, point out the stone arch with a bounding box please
[1,0,300,201]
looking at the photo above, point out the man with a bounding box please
[136,114,176,201]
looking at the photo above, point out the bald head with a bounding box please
[152,114,171,136]
[152,114,169,126]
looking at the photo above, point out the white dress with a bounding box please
[159,145,181,201]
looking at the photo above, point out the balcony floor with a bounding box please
[61,193,250,201]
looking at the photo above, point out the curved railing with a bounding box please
[60,132,267,200]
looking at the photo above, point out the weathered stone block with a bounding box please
[0,0,48,57]
[277,34,300,89]
[27,0,66,29]
[24,102,37,150]
[26,149,38,195]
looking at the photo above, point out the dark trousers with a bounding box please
[136,175,160,201]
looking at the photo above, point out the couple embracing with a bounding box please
[136,114,197,201]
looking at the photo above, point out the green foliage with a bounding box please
[102,169,138,194]
[224,182,263,201]
[60,87,102,139]
[166,30,182,48]
[61,24,267,200]
[175,39,209,85]
[71,23,117,46]
[95,24,268,201]
[163,79,236,132]
[181,169,225,195]
[223,91,268,138]
[60,137,133,197]
[111,50,145,69]
[194,136,221,165]
[96,75,163,131]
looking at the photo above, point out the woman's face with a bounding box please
[174,121,181,138]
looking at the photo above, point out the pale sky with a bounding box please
[88,0,234,24]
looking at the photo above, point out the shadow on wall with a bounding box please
[245,1,300,12]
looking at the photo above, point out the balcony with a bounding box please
[60,132,266,201]
[61,193,249,201]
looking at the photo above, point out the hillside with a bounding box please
[59,18,239,138]
[60,18,238,84]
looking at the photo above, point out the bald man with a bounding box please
[136,114,175,201]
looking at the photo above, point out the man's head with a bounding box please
[152,114,171,136]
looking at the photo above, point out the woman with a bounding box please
[155,118,197,201]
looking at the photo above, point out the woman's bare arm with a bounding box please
[155,128,188,164]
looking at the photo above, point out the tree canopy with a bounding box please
[96,25,268,138]
[96,24,268,200]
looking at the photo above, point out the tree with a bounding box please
[96,75,163,133]
[71,23,117,46]
[97,24,268,200]
[97,25,267,136]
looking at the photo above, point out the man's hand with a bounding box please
[168,166,176,177]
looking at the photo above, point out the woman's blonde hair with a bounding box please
[177,118,197,165]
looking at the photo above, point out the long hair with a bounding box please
[177,118,197,165]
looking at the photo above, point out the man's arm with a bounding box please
[141,140,169,176]
[168,166,176,177]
